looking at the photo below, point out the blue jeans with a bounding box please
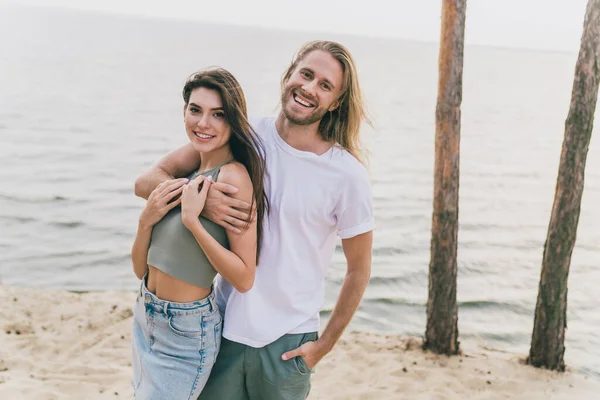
[131,279,222,399]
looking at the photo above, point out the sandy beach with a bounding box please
[0,284,597,400]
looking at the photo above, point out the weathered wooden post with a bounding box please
[424,0,467,355]
[528,0,600,371]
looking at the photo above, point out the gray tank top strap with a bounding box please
[190,158,235,181]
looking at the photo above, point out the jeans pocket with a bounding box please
[214,318,222,348]
[212,317,223,364]
[168,314,204,339]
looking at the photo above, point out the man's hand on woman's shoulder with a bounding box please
[202,180,253,234]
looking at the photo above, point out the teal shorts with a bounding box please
[198,332,318,400]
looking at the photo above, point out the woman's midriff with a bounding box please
[146,265,212,303]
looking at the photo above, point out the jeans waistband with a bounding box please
[139,275,217,316]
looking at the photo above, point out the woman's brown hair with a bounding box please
[183,67,269,262]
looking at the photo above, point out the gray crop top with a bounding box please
[147,161,233,288]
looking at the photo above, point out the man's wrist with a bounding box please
[199,207,212,221]
[316,336,335,354]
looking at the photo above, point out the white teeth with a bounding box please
[294,94,313,107]
[195,133,213,139]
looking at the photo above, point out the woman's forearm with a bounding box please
[185,219,254,293]
[131,222,153,280]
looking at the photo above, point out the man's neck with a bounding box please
[275,113,333,156]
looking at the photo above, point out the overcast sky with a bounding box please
[2,0,590,52]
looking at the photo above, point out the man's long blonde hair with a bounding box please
[281,40,371,164]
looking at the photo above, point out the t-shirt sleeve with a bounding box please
[249,116,273,140]
[249,116,260,131]
[336,164,375,239]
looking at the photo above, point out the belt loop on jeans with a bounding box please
[208,291,217,313]
[163,301,169,315]
[140,273,148,298]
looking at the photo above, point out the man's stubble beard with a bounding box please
[281,89,328,127]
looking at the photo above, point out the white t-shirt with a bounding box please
[214,116,374,348]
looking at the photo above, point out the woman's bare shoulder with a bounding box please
[217,162,253,200]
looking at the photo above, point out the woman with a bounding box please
[130,67,268,399]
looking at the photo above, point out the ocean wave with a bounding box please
[373,214,429,225]
[48,220,85,228]
[463,170,543,179]
[95,187,134,195]
[576,243,600,252]
[460,222,546,232]
[1,250,107,263]
[373,246,411,256]
[327,274,414,290]
[577,366,600,381]
[367,272,428,287]
[460,240,543,251]
[356,296,531,317]
[334,244,423,256]
[458,300,532,315]
[363,297,426,308]
[460,331,531,345]
[61,254,132,271]
[0,215,37,223]
[0,193,69,204]
[84,225,132,237]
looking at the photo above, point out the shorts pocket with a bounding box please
[168,313,204,339]
[294,356,309,375]
[262,332,317,387]
[293,332,318,375]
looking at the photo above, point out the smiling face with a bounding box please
[184,87,231,154]
[281,50,344,126]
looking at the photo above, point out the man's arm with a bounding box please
[282,231,373,368]
[134,144,201,199]
[134,143,254,233]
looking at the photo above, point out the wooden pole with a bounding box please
[424,0,467,355]
[527,0,600,371]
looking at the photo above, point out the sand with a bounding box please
[0,284,597,399]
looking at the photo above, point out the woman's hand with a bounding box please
[139,178,187,228]
[181,175,213,229]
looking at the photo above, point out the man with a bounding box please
[135,40,374,399]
